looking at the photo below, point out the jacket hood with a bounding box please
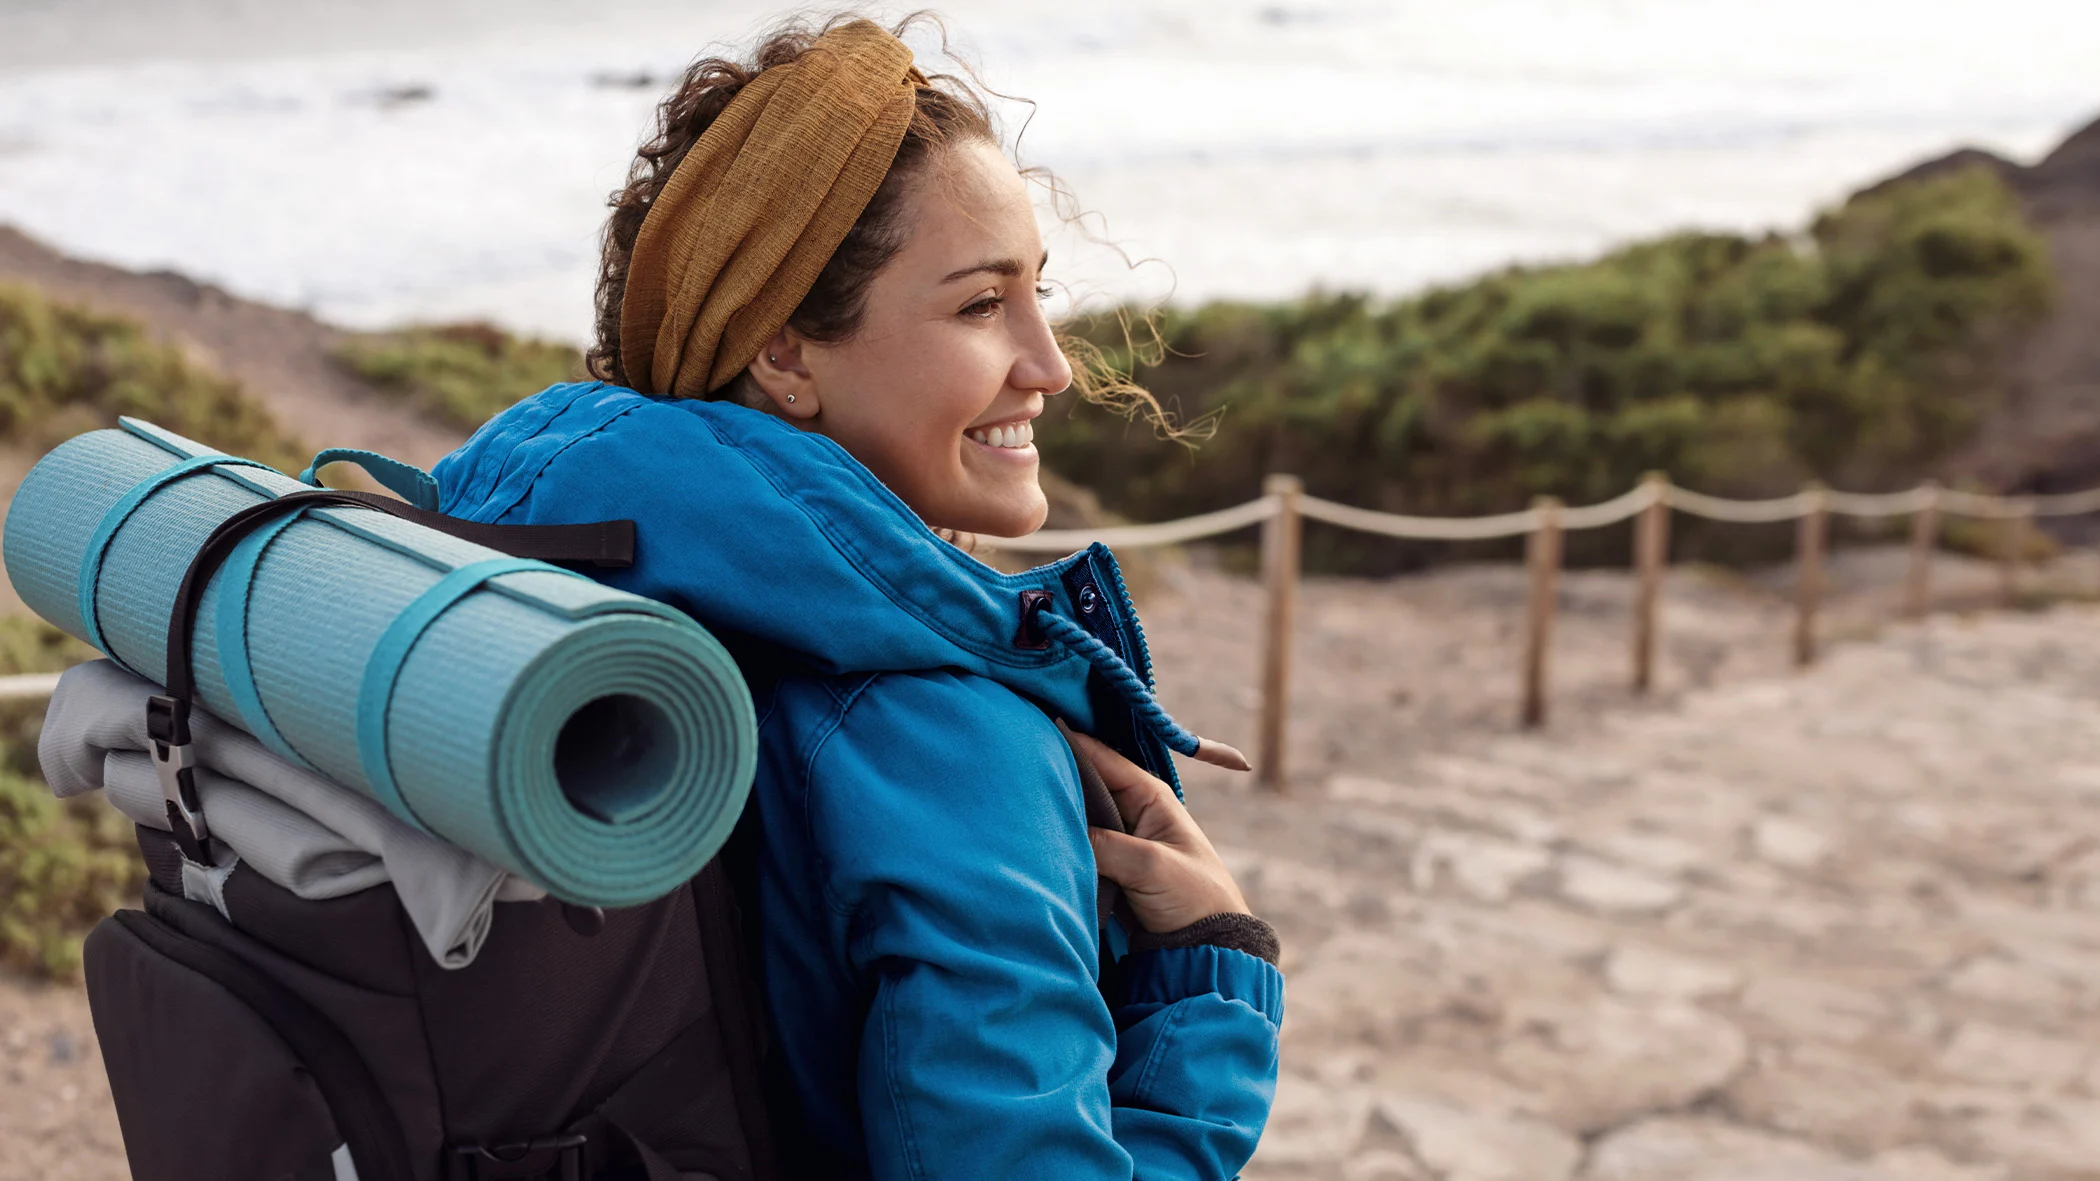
[435,382,1187,788]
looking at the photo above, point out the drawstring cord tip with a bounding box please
[1193,738,1253,773]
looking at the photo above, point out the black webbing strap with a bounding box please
[150,488,637,865]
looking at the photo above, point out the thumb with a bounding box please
[1089,826,1165,890]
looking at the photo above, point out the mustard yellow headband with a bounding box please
[619,20,927,396]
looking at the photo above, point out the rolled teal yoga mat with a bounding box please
[4,418,756,907]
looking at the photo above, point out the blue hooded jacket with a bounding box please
[435,382,1282,1180]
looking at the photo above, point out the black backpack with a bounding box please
[78,488,777,1181]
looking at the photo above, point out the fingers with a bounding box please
[1088,827,1164,891]
[1067,730,1183,840]
[1089,826,1253,934]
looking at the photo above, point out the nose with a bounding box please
[1011,295,1075,398]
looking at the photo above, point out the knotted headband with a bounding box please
[620,20,928,396]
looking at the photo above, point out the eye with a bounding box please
[962,294,1004,319]
[1035,285,1053,302]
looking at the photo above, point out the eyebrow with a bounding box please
[940,251,1049,285]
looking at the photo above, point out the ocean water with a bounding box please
[0,0,2095,341]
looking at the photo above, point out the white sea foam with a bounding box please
[0,0,2093,340]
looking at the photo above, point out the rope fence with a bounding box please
[0,473,2081,790]
[986,471,2089,787]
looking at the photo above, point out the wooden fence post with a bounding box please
[1631,472,1670,694]
[1794,482,1828,668]
[1997,502,2032,608]
[1521,497,1564,729]
[1257,474,1303,790]
[1904,482,1939,621]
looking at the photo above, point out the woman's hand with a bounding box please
[1071,731,1251,934]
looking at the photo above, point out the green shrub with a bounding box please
[0,283,306,471]
[0,616,137,980]
[0,768,140,979]
[1043,166,2053,571]
[335,322,584,432]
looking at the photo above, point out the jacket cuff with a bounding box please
[1124,943,1285,1025]
[1129,912,1280,964]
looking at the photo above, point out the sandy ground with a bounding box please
[6,542,2099,1179]
[0,976,124,1181]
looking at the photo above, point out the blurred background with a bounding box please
[8,5,2100,1180]
[2,0,2094,333]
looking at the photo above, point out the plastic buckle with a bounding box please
[145,694,213,865]
[447,1134,587,1181]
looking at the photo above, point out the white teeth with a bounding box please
[970,422,1035,449]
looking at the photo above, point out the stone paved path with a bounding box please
[1184,605,2100,1181]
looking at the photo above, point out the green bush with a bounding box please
[0,283,306,471]
[0,617,138,980]
[335,322,584,432]
[1043,165,2053,571]
[0,768,140,979]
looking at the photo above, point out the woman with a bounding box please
[436,15,1282,1178]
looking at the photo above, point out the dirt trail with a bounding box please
[0,226,467,470]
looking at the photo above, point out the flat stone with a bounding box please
[1940,954,2079,1012]
[1938,1021,2090,1090]
[1411,830,1552,903]
[1723,1040,1926,1154]
[1938,1096,2100,1177]
[1253,1073,1369,1170]
[1582,1116,1878,1181]
[1738,976,1888,1044]
[1592,830,1713,875]
[1341,1150,1432,1181]
[1375,1097,1579,1181]
[1497,998,1748,1133]
[1867,1146,2009,1181]
[1605,944,1743,1000]
[1753,816,1835,870]
[1280,933,1450,1042]
[1556,855,1684,915]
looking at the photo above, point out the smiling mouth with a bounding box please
[966,421,1035,450]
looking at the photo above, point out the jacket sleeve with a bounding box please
[809,673,1283,1180]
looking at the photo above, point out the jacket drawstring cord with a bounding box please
[1031,606,1252,772]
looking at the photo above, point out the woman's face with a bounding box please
[752,140,1072,538]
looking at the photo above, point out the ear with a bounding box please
[746,330,819,420]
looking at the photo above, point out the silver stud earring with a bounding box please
[768,354,778,363]
[786,394,796,403]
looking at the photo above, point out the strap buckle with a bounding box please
[146,693,213,865]
[446,1134,587,1181]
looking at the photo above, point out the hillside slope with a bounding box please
[1866,117,2100,493]
[0,227,465,469]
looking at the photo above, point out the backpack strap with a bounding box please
[299,447,443,510]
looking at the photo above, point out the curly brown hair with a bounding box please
[588,11,1187,435]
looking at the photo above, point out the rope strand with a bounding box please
[1033,607,1202,758]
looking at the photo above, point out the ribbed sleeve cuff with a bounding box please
[1125,943,1285,1025]
[1129,912,1280,964]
